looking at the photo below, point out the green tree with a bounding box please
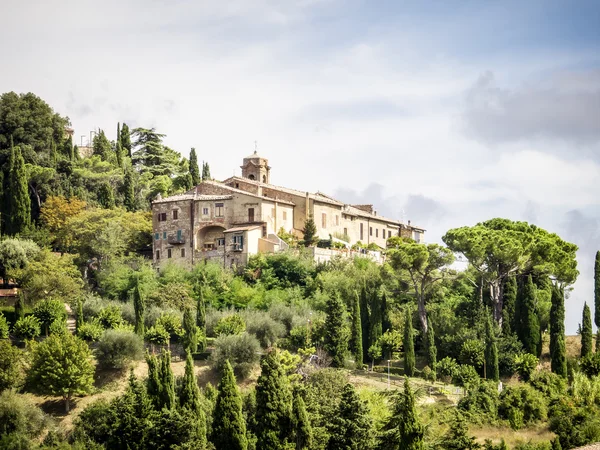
[76,299,84,333]
[146,351,162,408]
[404,311,415,377]
[6,141,31,235]
[179,351,201,413]
[595,251,600,342]
[0,340,26,391]
[387,238,454,332]
[183,307,198,353]
[133,277,145,337]
[381,291,392,333]
[211,360,248,450]
[485,310,499,381]
[502,276,517,335]
[550,285,567,377]
[581,302,593,358]
[359,286,370,363]
[159,349,176,410]
[291,390,312,450]
[189,148,200,186]
[380,378,424,450]
[196,286,207,352]
[255,351,293,450]
[121,123,132,157]
[426,317,437,379]
[14,291,25,321]
[517,275,541,356]
[202,161,211,181]
[324,294,347,368]
[370,289,383,349]
[350,291,363,366]
[123,168,136,212]
[93,130,112,161]
[115,140,124,169]
[441,411,479,450]
[12,315,40,340]
[98,182,115,208]
[27,333,94,412]
[32,298,66,336]
[301,216,318,247]
[0,313,8,339]
[326,383,374,450]
[0,238,39,288]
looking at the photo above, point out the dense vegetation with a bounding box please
[1,92,599,449]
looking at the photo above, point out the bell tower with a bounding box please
[241,150,270,184]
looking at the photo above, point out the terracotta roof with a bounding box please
[224,225,262,233]
[200,180,295,206]
[153,194,233,204]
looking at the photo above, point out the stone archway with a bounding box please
[197,225,226,250]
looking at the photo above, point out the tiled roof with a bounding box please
[224,225,262,233]
[153,193,233,204]
[200,180,295,206]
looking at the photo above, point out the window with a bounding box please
[413,231,421,243]
[248,208,255,222]
[262,225,267,237]
[163,232,167,240]
[155,233,159,240]
[167,249,172,258]
[375,229,378,238]
[177,229,182,241]
[215,203,224,217]
[235,183,239,188]
[181,248,185,257]
[202,207,209,215]
[283,211,287,220]
[158,212,167,222]
[262,175,267,183]
[155,250,160,260]
[204,243,214,250]
[388,230,391,238]
[382,228,385,238]
[360,223,364,240]
[217,238,225,246]
[233,235,244,250]
[322,213,327,228]
[344,227,347,236]
[172,210,178,220]
[370,227,373,236]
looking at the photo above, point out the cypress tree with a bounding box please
[97,182,115,208]
[179,350,203,419]
[350,291,363,366]
[196,286,207,352]
[190,148,200,186]
[581,302,593,358]
[324,294,348,368]
[6,140,31,235]
[359,286,370,363]
[370,289,382,348]
[75,298,84,333]
[146,351,162,408]
[550,285,567,377]
[115,141,124,169]
[202,161,211,181]
[49,139,57,168]
[133,277,145,337]
[381,291,392,334]
[14,291,25,321]
[183,307,198,353]
[502,276,517,335]
[595,251,600,350]
[484,310,499,381]
[63,135,73,159]
[403,311,415,377]
[117,122,121,146]
[552,438,562,450]
[211,360,248,450]
[326,383,374,450]
[381,378,424,450]
[442,411,479,450]
[159,349,176,410]
[426,317,436,378]
[291,391,312,450]
[121,123,132,157]
[71,144,78,161]
[123,168,135,212]
[255,351,293,450]
[517,275,541,356]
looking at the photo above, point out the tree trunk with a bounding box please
[490,279,503,326]
[64,395,70,413]
[418,295,428,334]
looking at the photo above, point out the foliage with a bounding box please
[155,311,183,340]
[453,365,480,388]
[96,329,144,369]
[215,314,246,336]
[145,325,170,346]
[0,340,26,391]
[499,384,547,430]
[291,390,312,450]
[440,411,480,450]
[242,310,286,348]
[380,378,424,450]
[133,277,145,337]
[404,310,416,376]
[32,298,66,336]
[459,338,485,370]
[77,319,104,341]
[596,251,600,329]
[324,294,348,368]
[26,333,94,412]
[97,304,124,329]
[458,380,500,420]
[514,353,539,381]
[529,370,568,399]
[0,390,48,439]
[426,318,437,380]
[581,302,593,358]
[0,238,40,287]
[301,216,318,247]
[158,350,176,411]
[212,332,261,379]
[436,357,459,383]
[6,143,31,235]
[326,383,374,450]
[0,313,8,339]
[549,285,567,377]
[517,275,541,356]
[484,311,499,381]
[549,397,600,449]
[12,315,41,340]
[580,353,600,378]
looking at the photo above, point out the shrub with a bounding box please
[549,397,600,449]
[0,313,9,339]
[77,320,104,342]
[499,385,547,430]
[97,305,123,329]
[458,380,499,421]
[436,357,459,383]
[497,333,524,376]
[96,329,144,369]
[242,310,285,348]
[284,325,310,350]
[32,299,66,336]
[211,332,260,379]
[156,312,183,340]
[529,370,567,399]
[0,340,26,391]
[81,295,109,321]
[12,316,41,340]
[459,339,485,369]
[514,353,539,381]
[570,372,600,407]
[268,302,308,332]
[453,364,480,388]
[119,302,136,325]
[214,314,246,336]
[0,390,48,438]
[144,306,182,329]
[145,325,170,346]
[422,366,436,383]
[580,353,600,378]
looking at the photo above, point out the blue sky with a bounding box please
[1,0,599,332]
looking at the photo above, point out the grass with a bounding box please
[470,423,555,446]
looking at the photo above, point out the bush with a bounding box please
[145,325,170,346]
[12,316,41,340]
[570,372,600,407]
[499,385,547,430]
[453,364,480,388]
[97,305,123,329]
[268,302,309,332]
[422,365,436,383]
[156,312,183,340]
[459,339,485,369]
[144,306,182,329]
[436,357,459,383]
[529,370,567,399]
[32,299,66,336]
[514,353,539,381]
[119,302,136,325]
[458,380,499,421]
[283,325,310,350]
[96,329,144,369]
[0,390,48,438]
[0,313,9,339]
[549,397,600,449]
[242,310,285,348]
[0,340,26,391]
[580,353,600,378]
[214,314,246,336]
[497,333,524,376]
[211,332,260,379]
[77,320,104,342]
[81,295,109,322]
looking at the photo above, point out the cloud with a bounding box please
[462,70,600,152]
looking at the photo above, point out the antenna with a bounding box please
[254,140,258,153]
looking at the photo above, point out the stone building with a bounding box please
[152,152,425,267]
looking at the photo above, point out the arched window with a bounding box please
[248,174,255,180]
[262,175,266,183]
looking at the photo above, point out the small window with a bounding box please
[204,243,214,250]
[248,208,255,222]
[167,249,172,258]
[158,212,167,222]
[155,233,159,240]
[172,210,178,220]
[177,229,182,241]
[202,207,209,215]
[155,250,160,260]
[344,227,347,235]
[388,230,391,238]
[376,229,378,238]
[262,175,266,183]
[322,213,327,228]
[217,238,225,246]
[215,203,224,217]
[163,232,167,240]
[370,227,373,236]
[382,228,385,237]
[235,183,239,188]
[335,215,339,226]
[262,225,267,238]
[283,211,287,220]
[233,235,244,250]
[181,248,185,257]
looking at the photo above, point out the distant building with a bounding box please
[152,152,425,267]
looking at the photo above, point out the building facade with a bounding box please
[152,152,425,267]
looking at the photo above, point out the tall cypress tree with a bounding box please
[517,275,541,356]
[403,311,415,377]
[133,277,145,337]
[159,349,176,410]
[115,141,124,169]
[550,285,567,377]
[255,351,293,450]
[190,148,200,186]
[179,351,201,414]
[14,291,25,321]
[370,289,383,349]
[63,135,73,159]
[183,307,198,353]
[196,286,207,352]
[502,276,517,335]
[291,391,312,450]
[426,317,436,378]
[581,302,593,358]
[350,292,363,366]
[202,162,211,181]
[381,378,424,450]
[6,140,31,235]
[117,122,121,146]
[211,360,248,450]
[484,310,499,381]
[324,294,348,368]
[359,286,371,363]
[123,168,135,212]
[121,123,132,157]
[595,251,600,352]
[442,411,479,450]
[381,291,392,334]
[146,351,162,408]
[326,383,374,450]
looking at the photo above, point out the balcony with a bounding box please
[167,235,186,245]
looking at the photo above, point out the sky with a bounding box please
[1,0,599,332]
